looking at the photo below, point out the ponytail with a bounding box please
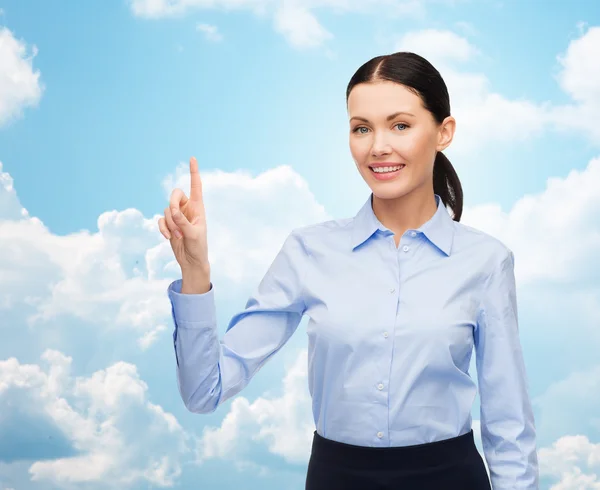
[433,151,463,222]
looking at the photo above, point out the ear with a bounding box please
[436,116,456,152]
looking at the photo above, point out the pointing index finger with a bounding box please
[189,156,202,201]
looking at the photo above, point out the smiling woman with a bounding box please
[162,51,539,490]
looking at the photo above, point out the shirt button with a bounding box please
[402,245,409,252]
[410,231,417,237]
[383,331,389,338]
[377,431,384,438]
[377,383,384,390]
[389,287,395,293]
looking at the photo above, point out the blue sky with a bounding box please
[1,0,600,489]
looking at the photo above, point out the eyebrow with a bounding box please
[349,111,415,123]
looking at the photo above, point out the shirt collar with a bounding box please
[350,193,455,256]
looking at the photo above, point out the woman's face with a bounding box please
[347,81,454,200]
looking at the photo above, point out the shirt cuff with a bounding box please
[167,278,217,326]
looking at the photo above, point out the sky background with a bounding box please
[1,1,600,489]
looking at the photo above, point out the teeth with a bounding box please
[372,165,404,173]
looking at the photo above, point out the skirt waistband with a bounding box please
[310,429,477,471]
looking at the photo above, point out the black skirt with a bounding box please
[305,429,491,490]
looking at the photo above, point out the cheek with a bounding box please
[349,139,368,161]
[401,132,435,160]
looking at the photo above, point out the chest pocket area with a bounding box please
[397,288,479,364]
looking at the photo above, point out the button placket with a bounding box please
[381,232,398,449]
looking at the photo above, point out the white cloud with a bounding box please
[0,200,175,348]
[273,3,332,49]
[0,27,43,128]
[0,160,327,349]
[539,434,600,489]
[461,155,600,287]
[128,0,270,19]
[190,350,294,460]
[198,348,314,465]
[0,350,190,488]
[555,24,600,105]
[127,0,428,49]
[0,161,29,221]
[196,23,224,42]
[138,324,168,349]
[395,28,481,67]
[548,25,600,142]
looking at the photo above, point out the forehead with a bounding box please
[347,82,423,115]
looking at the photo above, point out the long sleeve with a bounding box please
[474,249,539,489]
[167,230,310,414]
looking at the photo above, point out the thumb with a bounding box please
[171,208,194,235]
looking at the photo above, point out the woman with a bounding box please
[158,52,539,490]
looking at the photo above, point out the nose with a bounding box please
[371,146,392,158]
[371,134,392,157]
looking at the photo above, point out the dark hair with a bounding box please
[346,52,463,222]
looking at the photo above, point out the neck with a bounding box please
[371,188,438,239]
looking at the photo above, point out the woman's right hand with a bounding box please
[158,156,210,273]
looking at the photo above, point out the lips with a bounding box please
[368,164,406,180]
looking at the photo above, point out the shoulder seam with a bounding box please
[477,247,514,318]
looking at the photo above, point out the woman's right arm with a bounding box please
[167,230,309,413]
[158,157,309,414]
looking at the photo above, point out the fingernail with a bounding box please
[174,230,182,239]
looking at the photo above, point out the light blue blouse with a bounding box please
[167,193,539,489]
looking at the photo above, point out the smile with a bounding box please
[369,164,405,180]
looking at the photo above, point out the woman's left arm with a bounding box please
[474,248,540,490]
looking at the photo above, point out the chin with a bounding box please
[372,187,413,200]
[366,179,413,196]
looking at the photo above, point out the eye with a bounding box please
[351,123,409,134]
